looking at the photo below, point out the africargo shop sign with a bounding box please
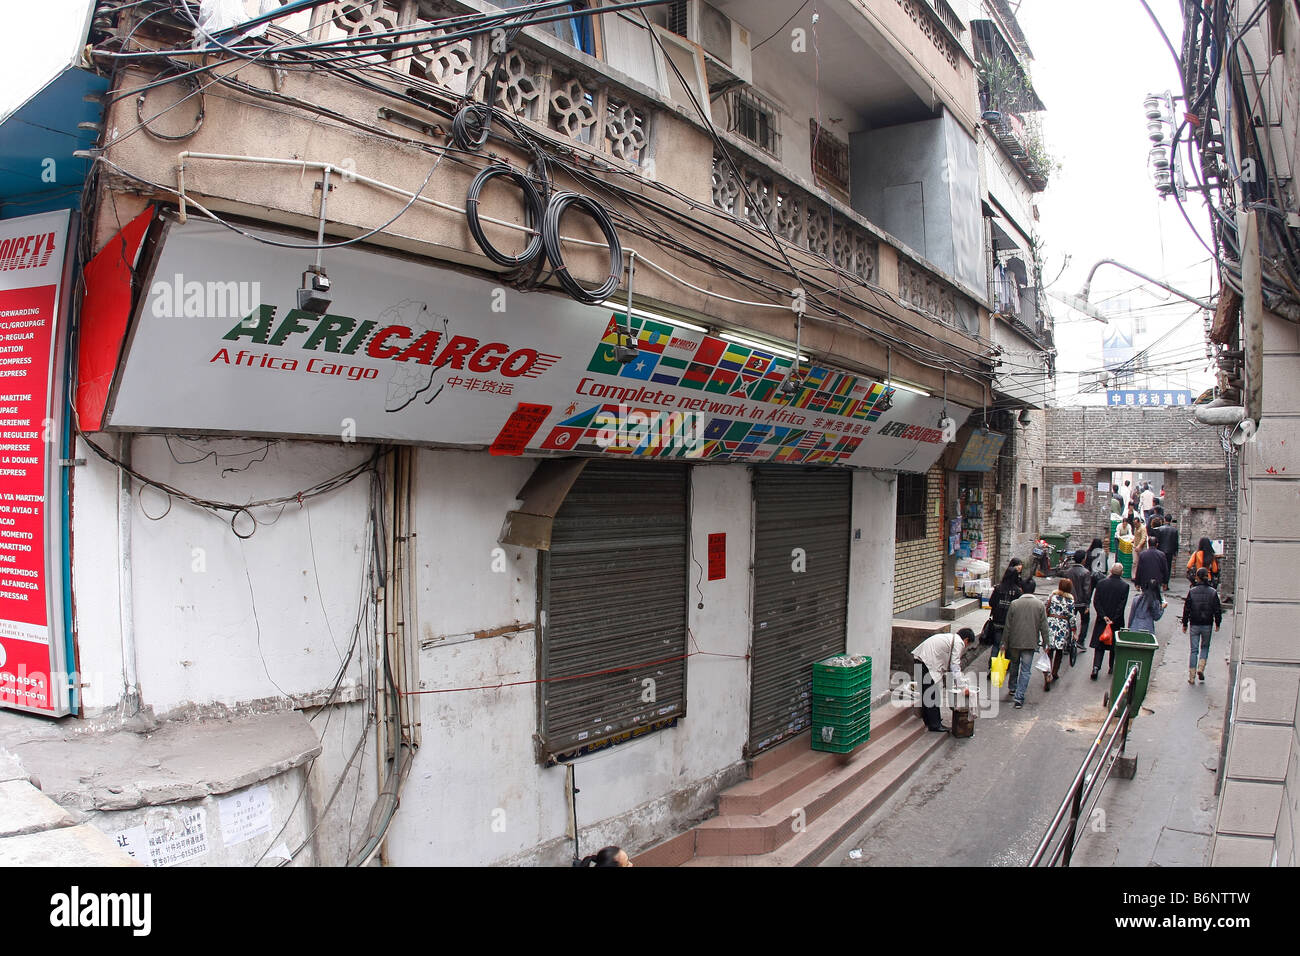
[0,210,75,716]
[98,218,964,472]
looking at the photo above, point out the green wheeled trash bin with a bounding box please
[1104,629,1158,712]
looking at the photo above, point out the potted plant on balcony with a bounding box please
[978,54,1030,123]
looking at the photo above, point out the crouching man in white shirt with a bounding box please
[911,627,974,733]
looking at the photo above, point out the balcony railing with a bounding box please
[305,1,652,168]
[710,151,979,336]
[982,109,1048,191]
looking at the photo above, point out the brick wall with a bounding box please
[893,462,945,613]
[1043,406,1239,595]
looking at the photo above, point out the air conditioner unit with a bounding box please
[667,0,752,90]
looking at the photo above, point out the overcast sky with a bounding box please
[1017,0,1216,404]
[2,0,1216,404]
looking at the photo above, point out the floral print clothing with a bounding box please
[1046,592,1075,651]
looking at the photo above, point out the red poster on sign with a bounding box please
[708,533,726,581]
[0,210,71,715]
[1076,490,1087,505]
[1072,471,1082,484]
[490,403,552,456]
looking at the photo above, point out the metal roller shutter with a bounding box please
[748,468,852,756]
[539,461,689,762]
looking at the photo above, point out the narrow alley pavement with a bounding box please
[832,578,1227,867]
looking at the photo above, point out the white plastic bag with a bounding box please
[1033,649,1052,673]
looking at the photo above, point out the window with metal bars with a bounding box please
[730,88,780,157]
[897,472,928,542]
[809,119,850,195]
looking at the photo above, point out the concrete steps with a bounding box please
[634,699,949,867]
[684,731,948,867]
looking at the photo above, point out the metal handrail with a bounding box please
[1029,666,1139,866]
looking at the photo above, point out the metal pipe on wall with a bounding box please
[115,433,140,717]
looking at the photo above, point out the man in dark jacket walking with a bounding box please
[1155,516,1179,590]
[1090,563,1130,680]
[1134,539,1169,596]
[1063,549,1094,648]
[1182,567,1223,685]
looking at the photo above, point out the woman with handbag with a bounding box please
[1090,562,1130,680]
[1043,578,1076,690]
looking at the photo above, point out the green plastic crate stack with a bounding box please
[811,655,871,753]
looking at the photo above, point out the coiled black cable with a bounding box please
[451,102,491,150]
[466,164,546,268]
[541,191,622,304]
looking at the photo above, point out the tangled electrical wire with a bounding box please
[86,0,1003,385]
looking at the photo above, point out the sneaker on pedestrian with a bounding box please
[1013,699,1023,708]
[1188,669,1195,685]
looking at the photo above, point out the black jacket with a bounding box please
[1064,563,1093,607]
[1135,548,1169,588]
[990,582,1023,627]
[1155,523,1179,556]
[1182,584,1223,627]
[1091,574,1130,645]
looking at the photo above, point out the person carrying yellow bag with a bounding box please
[990,649,1010,688]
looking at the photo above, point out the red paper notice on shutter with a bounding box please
[490,403,551,455]
[708,533,726,581]
[1076,490,1087,504]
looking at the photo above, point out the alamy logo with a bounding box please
[49,886,151,936]
[150,273,262,319]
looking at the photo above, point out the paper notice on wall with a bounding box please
[1097,481,1110,492]
[217,784,273,846]
[145,807,209,867]
[111,824,150,864]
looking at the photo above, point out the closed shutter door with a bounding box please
[749,468,851,755]
[540,461,688,762]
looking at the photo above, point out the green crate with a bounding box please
[811,693,872,721]
[811,721,871,753]
[812,713,871,740]
[811,656,872,697]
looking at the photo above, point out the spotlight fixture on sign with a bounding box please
[614,252,639,364]
[298,168,334,315]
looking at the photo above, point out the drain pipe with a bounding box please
[116,433,140,718]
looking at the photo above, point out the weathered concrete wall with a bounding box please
[388,451,756,866]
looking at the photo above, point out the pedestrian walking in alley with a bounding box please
[1002,578,1050,709]
[1140,484,1157,525]
[1110,486,1124,515]
[987,559,1025,658]
[1091,563,1130,680]
[1044,578,1076,688]
[1155,515,1179,590]
[1065,549,1094,649]
[1182,567,1223,685]
[912,628,974,732]
[1186,537,1220,588]
[1134,537,1169,595]
[1086,537,1108,582]
[1128,581,1165,634]
[1130,515,1148,565]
